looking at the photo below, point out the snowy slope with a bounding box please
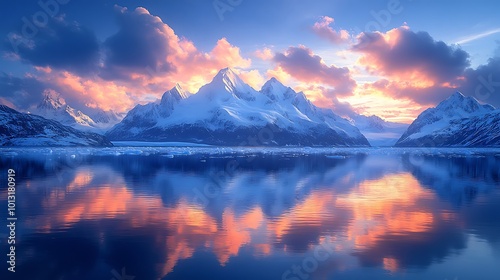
[0,105,113,146]
[85,108,122,126]
[346,114,408,146]
[107,68,370,146]
[29,95,121,133]
[395,92,500,147]
[31,95,96,127]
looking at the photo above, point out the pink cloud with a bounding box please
[40,71,136,112]
[18,7,256,113]
[0,97,16,109]
[101,7,251,84]
[312,16,350,44]
[352,26,470,85]
[274,45,356,96]
[237,69,266,90]
[254,48,274,60]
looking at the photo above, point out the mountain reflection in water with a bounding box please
[1,148,499,280]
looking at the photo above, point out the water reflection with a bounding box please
[1,149,499,280]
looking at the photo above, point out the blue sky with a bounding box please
[1,0,499,122]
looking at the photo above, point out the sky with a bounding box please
[1,0,500,123]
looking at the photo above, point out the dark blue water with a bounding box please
[1,147,500,280]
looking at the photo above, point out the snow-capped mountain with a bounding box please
[29,94,121,133]
[107,68,370,146]
[395,92,500,147]
[0,105,112,146]
[31,94,96,128]
[346,114,408,146]
[86,108,122,125]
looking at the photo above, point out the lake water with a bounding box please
[1,147,500,280]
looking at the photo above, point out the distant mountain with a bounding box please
[0,105,112,146]
[31,94,96,128]
[86,108,122,125]
[395,92,500,147]
[346,114,408,146]
[107,68,370,146]
[29,94,121,133]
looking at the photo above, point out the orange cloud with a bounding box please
[337,173,435,251]
[237,69,266,90]
[19,7,256,113]
[254,47,274,60]
[28,164,468,277]
[266,66,293,86]
[343,87,424,123]
[43,71,135,112]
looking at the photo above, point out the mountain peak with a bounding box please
[198,68,256,101]
[162,83,188,103]
[448,91,465,101]
[174,83,182,92]
[38,94,66,110]
[157,83,188,117]
[261,77,295,101]
[262,77,285,88]
[436,91,492,115]
[218,67,235,74]
[213,67,242,85]
[32,93,97,128]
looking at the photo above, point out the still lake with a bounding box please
[1,147,500,280]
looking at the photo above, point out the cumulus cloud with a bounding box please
[312,16,350,44]
[254,47,274,60]
[295,84,359,115]
[274,46,356,96]
[353,26,470,85]
[459,57,500,108]
[4,17,100,75]
[44,71,136,112]
[349,26,500,109]
[1,6,254,114]
[0,70,136,113]
[100,6,178,80]
[236,69,266,90]
[360,56,500,112]
[100,6,251,93]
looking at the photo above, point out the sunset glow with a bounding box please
[1,1,499,123]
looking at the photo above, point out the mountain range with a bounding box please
[29,94,121,133]
[0,105,112,146]
[1,68,499,147]
[346,114,408,146]
[106,68,370,146]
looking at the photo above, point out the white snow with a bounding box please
[111,68,367,143]
[112,141,211,147]
[397,91,500,146]
[28,94,121,134]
